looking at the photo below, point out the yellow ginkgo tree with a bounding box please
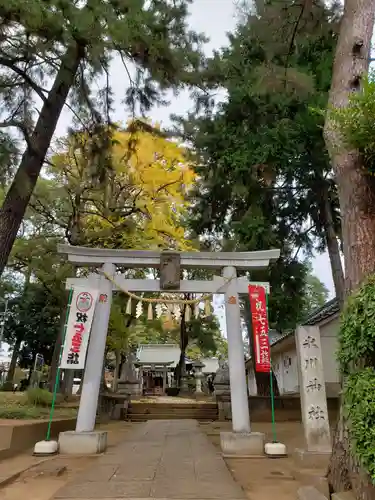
[33,119,196,251]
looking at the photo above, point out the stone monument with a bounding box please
[117,351,142,397]
[295,325,331,467]
[214,358,231,420]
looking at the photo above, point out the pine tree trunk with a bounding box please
[323,0,375,495]
[7,266,32,385]
[77,376,84,396]
[62,370,74,397]
[6,336,21,384]
[100,360,107,392]
[320,185,345,306]
[113,349,121,392]
[0,43,85,276]
[49,302,67,391]
[176,305,188,386]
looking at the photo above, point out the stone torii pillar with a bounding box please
[57,245,280,456]
[76,263,114,433]
[223,266,250,433]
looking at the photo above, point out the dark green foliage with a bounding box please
[344,369,375,482]
[187,314,227,358]
[332,73,375,176]
[337,275,375,375]
[0,0,208,277]
[176,0,341,331]
[4,282,62,368]
[0,0,207,113]
[337,276,375,481]
[301,262,330,316]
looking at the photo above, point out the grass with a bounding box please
[0,392,78,420]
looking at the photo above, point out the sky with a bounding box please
[0,0,335,358]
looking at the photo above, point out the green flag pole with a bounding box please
[46,287,74,442]
[265,291,277,443]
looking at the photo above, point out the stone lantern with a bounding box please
[192,360,205,400]
[214,358,231,420]
[117,351,142,397]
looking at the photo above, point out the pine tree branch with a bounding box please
[29,198,67,230]
[0,119,31,149]
[292,224,316,260]
[283,0,308,86]
[0,56,47,103]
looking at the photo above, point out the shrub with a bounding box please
[0,381,15,392]
[337,275,375,482]
[26,388,54,407]
[0,406,42,419]
[332,72,375,176]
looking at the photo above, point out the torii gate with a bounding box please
[58,245,280,451]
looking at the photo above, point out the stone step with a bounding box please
[129,403,217,412]
[127,402,218,421]
[129,410,218,416]
[129,402,217,406]
[129,408,218,415]
[128,413,218,421]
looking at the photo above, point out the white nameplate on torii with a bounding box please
[65,275,270,294]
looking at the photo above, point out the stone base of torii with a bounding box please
[56,245,280,457]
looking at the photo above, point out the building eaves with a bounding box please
[269,297,339,349]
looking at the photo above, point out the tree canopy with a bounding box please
[31,121,196,250]
[174,0,341,332]
[0,0,207,274]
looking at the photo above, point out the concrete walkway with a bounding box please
[54,420,245,499]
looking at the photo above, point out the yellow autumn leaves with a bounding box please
[48,120,196,251]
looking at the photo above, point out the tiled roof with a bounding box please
[270,330,293,347]
[269,329,284,345]
[303,298,339,326]
[200,357,220,374]
[136,344,181,367]
[136,344,195,367]
[270,297,339,349]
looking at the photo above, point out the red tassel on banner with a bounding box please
[248,285,271,373]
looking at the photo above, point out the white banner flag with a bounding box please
[60,287,99,370]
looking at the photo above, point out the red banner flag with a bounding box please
[248,285,271,373]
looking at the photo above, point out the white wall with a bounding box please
[247,364,258,396]
[272,349,299,394]
[246,316,340,396]
[247,347,299,395]
[272,352,283,392]
[320,317,340,395]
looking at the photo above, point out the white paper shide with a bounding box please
[60,287,99,370]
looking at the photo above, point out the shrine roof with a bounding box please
[199,357,220,374]
[136,344,182,368]
[136,344,219,372]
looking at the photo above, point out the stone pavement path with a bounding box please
[54,420,245,499]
